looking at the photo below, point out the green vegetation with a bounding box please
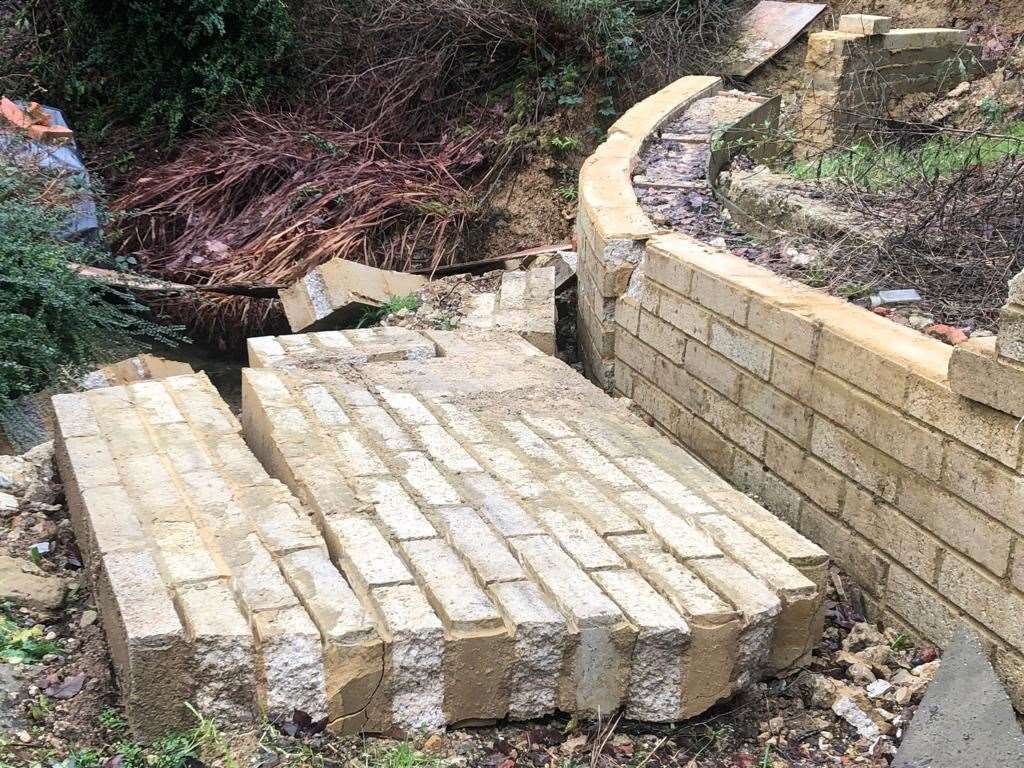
[890,632,913,652]
[0,610,62,663]
[358,294,422,328]
[0,147,180,409]
[19,0,295,139]
[355,743,443,768]
[789,121,1024,190]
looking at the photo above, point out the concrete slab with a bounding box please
[892,625,1024,768]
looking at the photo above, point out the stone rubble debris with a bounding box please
[280,257,427,332]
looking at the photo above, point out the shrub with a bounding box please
[22,0,295,138]
[0,145,179,408]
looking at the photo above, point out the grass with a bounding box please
[354,743,443,768]
[890,632,913,652]
[357,294,422,327]
[0,609,62,664]
[789,121,1024,190]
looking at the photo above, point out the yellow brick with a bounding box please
[746,296,820,361]
[632,377,680,432]
[708,319,773,379]
[644,248,693,293]
[615,327,657,382]
[684,341,742,402]
[799,501,887,595]
[764,431,844,514]
[883,563,960,647]
[609,75,720,143]
[937,552,1024,648]
[740,375,812,447]
[842,484,941,580]
[638,310,685,363]
[652,356,704,415]
[769,348,814,402]
[613,363,634,398]
[1011,539,1024,594]
[655,286,712,344]
[896,472,1012,577]
[995,647,1024,712]
[676,414,734,478]
[905,375,1023,469]
[751,472,804,533]
[702,386,767,459]
[691,270,750,325]
[614,298,641,336]
[810,419,903,503]
[811,370,943,480]
[948,336,1024,419]
[816,328,910,406]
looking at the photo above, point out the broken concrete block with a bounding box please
[280,258,426,332]
[462,267,558,354]
[837,14,891,35]
[892,625,1024,767]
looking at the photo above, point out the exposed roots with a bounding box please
[114,112,491,345]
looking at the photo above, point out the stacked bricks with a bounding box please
[796,15,983,157]
[948,270,1024,419]
[241,327,827,730]
[52,373,370,740]
[610,231,1024,709]
[248,326,437,371]
[576,76,778,391]
[573,71,1024,707]
[461,267,558,355]
[1,354,193,455]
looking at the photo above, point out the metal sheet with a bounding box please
[723,1,827,78]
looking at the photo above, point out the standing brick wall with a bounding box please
[610,233,1024,709]
[577,74,1024,709]
[576,76,720,388]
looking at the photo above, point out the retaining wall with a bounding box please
[577,75,1024,708]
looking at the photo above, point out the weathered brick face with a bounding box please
[54,326,827,738]
[607,233,1024,709]
[795,17,984,157]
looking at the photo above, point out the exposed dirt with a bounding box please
[463,159,577,262]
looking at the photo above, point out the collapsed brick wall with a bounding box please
[577,75,1024,710]
[796,15,985,157]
